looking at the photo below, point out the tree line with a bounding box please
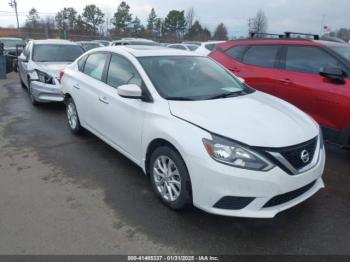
[327,28,350,42]
[23,2,230,41]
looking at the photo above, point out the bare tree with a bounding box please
[185,7,195,32]
[213,22,228,40]
[248,9,268,36]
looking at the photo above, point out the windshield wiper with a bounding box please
[205,90,247,100]
[166,97,196,101]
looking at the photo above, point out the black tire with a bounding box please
[19,76,26,89]
[18,72,26,89]
[66,97,83,135]
[28,82,39,106]
[149,146,192,210]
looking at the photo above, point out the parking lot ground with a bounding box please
[0,73,350,255]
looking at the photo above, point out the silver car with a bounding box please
[18,39,84,105]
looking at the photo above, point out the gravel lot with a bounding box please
[0,73,349,255]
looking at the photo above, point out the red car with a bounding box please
[210,38,350,146]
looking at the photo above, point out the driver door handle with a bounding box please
[278,78,293,84]
[229,67,240,73]
[99,96,109,104]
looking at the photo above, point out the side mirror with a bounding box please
[237,77,245,84]
[319,67,346,84]
[117,84,142,99]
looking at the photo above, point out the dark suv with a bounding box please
[0,37,25,73]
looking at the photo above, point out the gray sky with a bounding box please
[0,0,349,37]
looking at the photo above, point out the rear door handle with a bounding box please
[278,78,293,84]
[229,67,240,73]
[73,83,80,90]
[98,96,109,104]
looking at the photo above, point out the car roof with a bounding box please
[77,41,99,44]
[0,37,23,40]
[217,38,324,50]
[217,38,350,51]
[315,40,350,48]
[185,44,199,47]
[96,45,204,57]
[32,39,79,45]
[112,38,156,43]
[202,41,226,45]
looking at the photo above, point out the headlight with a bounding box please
[319,128,324,150]
[203,135,275,171]
[35,70,54,84]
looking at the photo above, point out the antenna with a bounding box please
[8,0,20,37]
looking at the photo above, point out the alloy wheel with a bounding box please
[153,156,182,202]
[67,102,78,130]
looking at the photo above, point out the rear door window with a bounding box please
[285,46,344,74]
[83,53,109,81]
[106,55,142,88]
[225,45,248,62]
[205,44,216,51]
[242,45,280,68]
[77,55,88,72]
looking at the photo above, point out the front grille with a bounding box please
[263,180,316,208]
[280,138,317,170]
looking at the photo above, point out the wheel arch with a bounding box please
[144,138,183,177]
[145,137,193,199]
[63,93,72,104]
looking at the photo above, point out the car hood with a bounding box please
[35,62,72,78]
[168,92,319,148]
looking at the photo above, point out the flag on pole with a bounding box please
[323,26,331,33]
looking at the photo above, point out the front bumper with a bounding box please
[186,146,325,218]
[31,79,64,103]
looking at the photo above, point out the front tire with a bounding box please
[66,97,83,134]
[19,73,26,89]
[28,82,39,106]
[149,146,192,210]
[20,79,26,89]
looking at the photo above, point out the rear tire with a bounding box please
[149,146,192,210]
[66,97,83,135]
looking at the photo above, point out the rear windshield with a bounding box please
[82,43,100,51]
[330,46,350,62]
[186,44,199,51]
[33,44,84,62]
[129,41,159,46]
[0,39,25,48]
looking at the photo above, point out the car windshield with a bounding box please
[330,46,350,62]
[33,44,84,62]
[138,56,254,100]
[0,39,25,48]
[82,43,100,51]
[186,44,199,51]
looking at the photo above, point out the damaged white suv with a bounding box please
[61,45,325,218]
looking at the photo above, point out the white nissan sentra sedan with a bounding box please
[60,45,325,218]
